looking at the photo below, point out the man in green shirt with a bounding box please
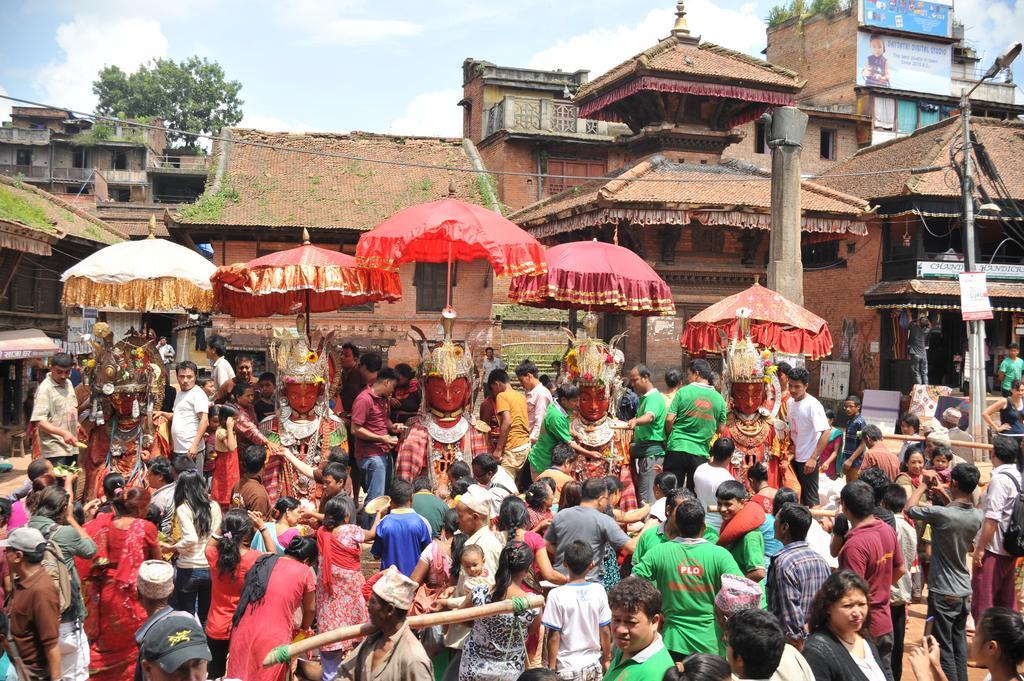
[665,359,727,492]
[627,365,667,505]
[411,477,450,538]
[633,488,719,564]
[998,342,1023,397]
[715,480,767,609]
[603,576,675,681]
[632,497,742,660]
[528,385,585,477]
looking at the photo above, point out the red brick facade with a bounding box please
[766,12,860,108]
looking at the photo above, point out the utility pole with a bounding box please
[960,42,1021,443]
[765,106,808,305]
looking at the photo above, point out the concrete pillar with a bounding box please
[765,107,808,306]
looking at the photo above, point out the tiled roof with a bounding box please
[574,37,803,105]
[816,116,1024,203]
[866,278,1024,300]
[93,205,171,237]
[511,156,869,232]
[175,128,488,230]
[0,175,126,244]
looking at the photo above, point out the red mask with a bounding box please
[579,385,609,422]
[425,376,470,415]
[285,382,321,415]
[731,382,766,416]
[110,392,141,418]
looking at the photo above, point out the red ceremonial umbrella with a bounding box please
[681,282,833,359]
[212,230,402,328]
[509,240,675,316]
[356,198,546,308]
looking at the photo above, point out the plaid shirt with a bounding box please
[767,540,831,641]
[395,418,490,482]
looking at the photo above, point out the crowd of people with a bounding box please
[5,346,1024,681]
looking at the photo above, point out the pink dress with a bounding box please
[315,525,368,654]
[226,557,315,681]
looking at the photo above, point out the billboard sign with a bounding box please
[857,32,951,95]
[862,0,952,38]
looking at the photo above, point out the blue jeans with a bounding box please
[170,567,211,626]
[359,454,388,506]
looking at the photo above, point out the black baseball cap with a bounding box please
[141,615,211,673]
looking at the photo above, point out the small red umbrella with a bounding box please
[212,230,402,325]
[509,240,675,316]
[356,198,546,308]
[681,282,833,359]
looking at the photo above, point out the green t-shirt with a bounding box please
[412,491,449,538]
[634,389,667,444]
[632,538,742,656]
[724,529,767,609]
[665,383,727,456]
[632,523,720,565]
[528,402,571,472]
[603,638,675,681]
[999,356,1024,390]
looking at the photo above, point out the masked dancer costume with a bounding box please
[396,308,489,499]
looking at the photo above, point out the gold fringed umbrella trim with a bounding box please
[61,277,214,312]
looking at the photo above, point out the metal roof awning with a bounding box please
[0,329,60,360]
[864,278,1024,312]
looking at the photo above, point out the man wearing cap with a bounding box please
[338,566,432,681]
[941,408,975,463]
[3,527,61,681]
[139,615,211,681]
[134,560,192,681]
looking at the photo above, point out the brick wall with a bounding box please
[478,139,543,211]
[803,220,884,394]
[724,117,859,175]
[462,76,485,142]
[767,12,860,107]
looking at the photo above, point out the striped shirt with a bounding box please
[767,540,831,641]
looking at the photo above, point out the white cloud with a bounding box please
[528,3,767,77]
[387,89,463,138]
[276,1,423,45]
[954,0,1024,71]
[33,16,168,113]
[239,114,318,133]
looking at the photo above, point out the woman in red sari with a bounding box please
[83,486,162,681]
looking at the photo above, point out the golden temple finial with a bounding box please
[671,0,699,43]
[301,227,311,245]
[147,215,157,239]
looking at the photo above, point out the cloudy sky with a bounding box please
[0,0,1020,137]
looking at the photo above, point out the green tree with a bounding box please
[92,56,243,148]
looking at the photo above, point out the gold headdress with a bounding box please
[272,327,331,386]
[85,328,165,402]
[413,308,474,385]
[724,309,775,384]
[562,312,625,397]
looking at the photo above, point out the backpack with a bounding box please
[999,471,1024,557]
[39,525,75,617]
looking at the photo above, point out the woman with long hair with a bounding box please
[227,535,317,681]
[802,570,887,681]
[208,403,239,511]
[205,509,261,679]
[748,463,778,514]
[95,472,126,517]
[82,486,160,680]
[456,540,541,680]
[497,496,566,587]
[315,494,369,680]
[250,495,302,553]
[524,482,554,535]
[558,481,582,510]
[165,468,221,624]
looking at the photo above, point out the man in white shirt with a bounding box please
[694,437,738,532]
[206,335,235,402]
[168,361,210,459]
[481,347,506,397]
[515,360,552,444]
[971,434,1023,620]
[471,454,518,518]
[156,337,175,365]
[785,367,830,507]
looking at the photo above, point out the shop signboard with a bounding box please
[856,33,952,95]
[959,272,993,321]
[862,0,952,38]
[918,261,1024,280]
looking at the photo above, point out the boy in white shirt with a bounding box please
[542,541,611,680]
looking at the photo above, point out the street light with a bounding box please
[961,41,1021,444]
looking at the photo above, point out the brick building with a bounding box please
[814,116,1024,395]
[764,6,1024,148]
[167,127,513,369]
[505,8,870,377]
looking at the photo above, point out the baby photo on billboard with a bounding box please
[861,35,892,87]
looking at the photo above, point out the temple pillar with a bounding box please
[765,107,808,305]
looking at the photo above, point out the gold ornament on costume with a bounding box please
[85,329,165,404]
[272,322,331,385]
[562,312,625,396]
[418,307,473,386]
